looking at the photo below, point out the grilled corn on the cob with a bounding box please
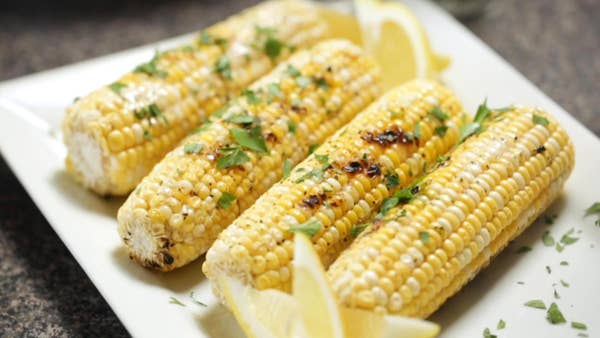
[117,39,382,270]
[63,0,327,195]
[204,80,464,294]
[327,106,575,317]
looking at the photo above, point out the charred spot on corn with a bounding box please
[301,194,324,208]
[361,126,416,146]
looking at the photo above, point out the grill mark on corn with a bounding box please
[360,125,415,146]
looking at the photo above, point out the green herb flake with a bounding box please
[217,147,250,169]
[143,130,153,140]
[230,127,268,153]
[458,122,481,144]
[517,281,525,285]
[429,105,448,121]
[414,122,422,139]
[555,243,565,252]
[283,158,292,179]
[199,31,213,45]
[546,302,566,324]
[308,144,319,155]
[497,319,506,330]
[184,143,203,154]
[287,119,297,134]
[264,37,284,61]
[571,322,587,330]
[108,81,127,94]
[385,173,400,190]
[217,192,236,209]
[288,218,322,237]
[542,230,555,246]
[225,114,256,125]
[378,197,399,217]
[241,88,262,105]
[434,125,448,137]
[189,292,208,307]
[286,64,301,77]
[419,231,430,244]
[560,228,579,245]
[483,328,497,338]
[350,223,368,238]
[560,280,570,287]
[134,52,167,78]
[267,83,283,101]
[560,261,568,266]
[584,202,600,226]
[215,56,233,80]
[315,78,329,91]
[554,289,560,299]
[192,120,213,134]
[169,296,186,307]
[296,76,312,88]
[532,114,550,126]
[314,153,329,167]
[516,245,532,253]
[546,265,552,274]
[524,299,546,309]
[577,333,590,338]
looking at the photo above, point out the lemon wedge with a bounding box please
[353,0,450,89]
[217,233,440,338]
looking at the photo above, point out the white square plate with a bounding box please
[1,1,599,337]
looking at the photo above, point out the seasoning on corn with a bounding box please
[117,39,382,271]
[327,106,575,318]
[62,0,327,195]
[203,80,464,295]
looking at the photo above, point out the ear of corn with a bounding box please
[62,0,327,195]
[203,80,464,295]
[117,39,382,271]
[327,106,575,318]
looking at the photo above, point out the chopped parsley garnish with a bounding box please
[241,88,262,105]
[497,319,506,330]
[169,296,186,306]
[413,122,422,139]
[189,292,208,307]
[560,280,570,287]
[571,322,587,330]
[108,82,127,94]
[458,99,498,144]
[230,127,268,153]
[584,202,600,226]
[217,192,236,209]
[560,261,569,266]
[296,76,312,88]
[283,158,292,179]
[294,153,329,183]
[532,114,550,126]
[267,83,283,101]
[517,281,525,285]
[434,125,448,137]
[215,56,233,80]
[315,78,329,91]
[264,37,284,61]
[542,230,555,246]
[546,265,552,274]
[350,223,368,238]
[314,153,329,167]
[134,52,167,78]
[436,155,450,163]
[225,114,256,125]
[134,103,165,121]
[546,302,566,324]
[554,289,560,299]
[377,176,425,217]
[524,299,546,309]
[308,144,319,154]
[516,245,532,253]
[483,328,497,338]
[288,218,322,237]
[198,31,228,48]
[217,146,250,169]
[419,231,430,244]
[385,173,400,190]
[429,105,448,121]
[184,143,203,154]
[560,228,579,245]
[544,214,557,224]
[192,120,213,134]
[555,243,565,252]
[143,130,153,140]
[287,119,297,134]
[286,64,301,77]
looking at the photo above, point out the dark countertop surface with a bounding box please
[0,0,598,336]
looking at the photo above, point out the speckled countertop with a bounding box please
[0,0,598,336]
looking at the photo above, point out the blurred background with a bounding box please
[0,0,598,336]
